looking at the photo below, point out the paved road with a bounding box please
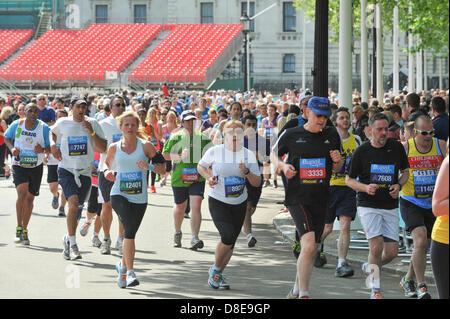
[0,169,424,300]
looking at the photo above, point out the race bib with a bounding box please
[68,136,88,156]
[224,176,245,198]
[413,169,437,198]
[299,158,326,184]
[182,168,199,183]
[370,164,395,186]
[119,171,143,194]
[19,149,38,167]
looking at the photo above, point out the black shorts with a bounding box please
[165,159,172,173]
[172,181,205,205]
[111,195,147,239]
[87,186,102,216]
[288,201,328,243]
[47,164,59,183]
[325,186,357,224]
[12,164,44,196]
[400,197,436,238]
[246,180,262,208]
[98,171,114,203]
[208,196,247,248]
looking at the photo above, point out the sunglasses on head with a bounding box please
[415,129,434,136]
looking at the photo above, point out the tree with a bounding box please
[293,0,449,57]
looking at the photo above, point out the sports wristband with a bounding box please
[91,131,96,136]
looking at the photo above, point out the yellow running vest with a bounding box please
[330,133,358,187]
[400,138,444,209]
[432,214,449,245]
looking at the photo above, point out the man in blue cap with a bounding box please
[271,96,344,299]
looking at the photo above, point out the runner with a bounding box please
[45,108,68,216]
[346,112,410,299]
[261,103,278,188]
[103,111,165,288]
[51,96,106,261]
[97,96,126,255]
[198,120,261,290]
[242,114,268,247]
[160,110,180,187]
[271,96,342,299]
[79,151,103,248]
[162,110,211,249]
[4,103,51,245]
[319,107,362,275]
[399,115,446,299]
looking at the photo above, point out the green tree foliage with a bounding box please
[293,0,448,57]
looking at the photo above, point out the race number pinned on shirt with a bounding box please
[19,149,38,167]
[413,169,437,198]
[224,176,245,198]
[299,158,326,184]
[182,168,199,183]
[119,171,143,194]
[370,164,395,186]
[68,136,88,156]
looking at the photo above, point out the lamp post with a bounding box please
[240,12,251,92]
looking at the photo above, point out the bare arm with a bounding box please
[432,156,449,217]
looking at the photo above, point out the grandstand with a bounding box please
[0,23,244,92]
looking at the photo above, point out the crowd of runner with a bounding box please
[0,86,448,299]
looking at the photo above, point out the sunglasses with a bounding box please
[415,129,434,136]
[113,103,125,107]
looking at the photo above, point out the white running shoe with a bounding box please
[101,237,112,255]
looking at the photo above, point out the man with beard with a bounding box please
[346,112,409,299]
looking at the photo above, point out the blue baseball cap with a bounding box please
[307,96,331,117]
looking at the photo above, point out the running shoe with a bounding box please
[116,237,123,256]
[362,262,369,275]
[335,262,354,277]
[160,179,166,187]
[399,276,417,298]
[263,180,271,188]
[15,226,23,244]
[286,288,299,299]
[92,235,102,248]
[70,243,82,260]
[184,212,190,219]
[247,236,257,248]
[370,290,383,299]
[417,283,431,299]
[126,270,139,287]
[52,196,59,209]
[208,267,230,290]
[101,237,112,254]
[273,180,278,188]
[314,251,327,268]
[62,235,70,260]
[21,229,30,245]
[58,207,66,217]
[299,295,310,299]
[173,231,182,248]
[190,238,204,250]
[79,220,92,237]
[115,261,127,288]
[150,186,156,193]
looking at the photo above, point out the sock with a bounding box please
[212,264,221,273]
[175,230,182,235]
[126,269,135,276]
[292,282,299,296]
[104,236,110,241]
[299,291,309,298]
[246,233,253,240]
[68,235,76,246]
[93,232,99,237]
[338,258,346,267]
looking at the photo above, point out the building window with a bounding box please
[95,5,108,23]
[134,5,147,23]
[283,54,295,73]
[241,2,255,32]
[201,2,214,24]
[283,2,296,32]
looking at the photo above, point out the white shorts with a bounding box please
[357,206,399,242]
